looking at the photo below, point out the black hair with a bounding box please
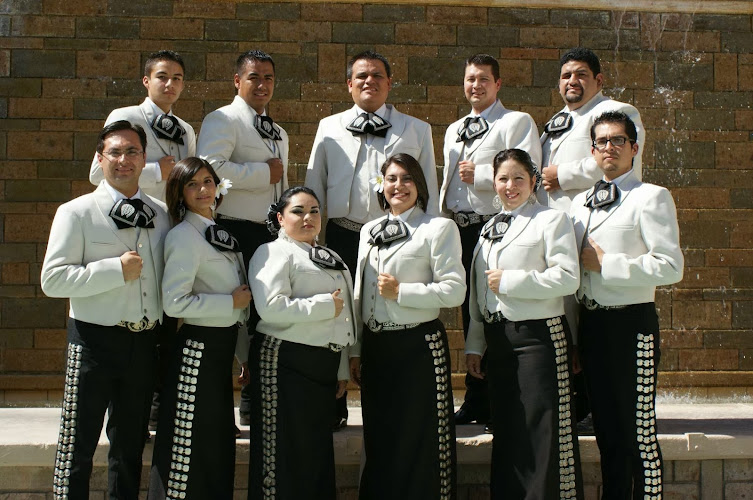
[493,149,538,192]
[236,50,275,76]
[165,157,223,225]
[266,186,321,234]
[376,153,430,212]
[591,111,638,143]
[465,53,500,81]
[560,47,601,77]
[144,50,185,77]
[96,120,147,154]
[347,50,391,79]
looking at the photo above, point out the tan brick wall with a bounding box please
[1,0,752,401]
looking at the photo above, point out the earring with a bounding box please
[492,194,502,211]
[178,200,186,220]
[210,201,217,215]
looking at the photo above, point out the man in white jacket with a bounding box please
[539,47,644,213]
[571,111,683,499]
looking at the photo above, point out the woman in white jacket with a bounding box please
[247,186,355,500]
[149,157,251,499]
[351,153,466,500]
[466,148,583,500]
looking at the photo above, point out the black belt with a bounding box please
[580,296,627,311]
[483,310,507,324]
[330,218,364,232]
[452,211,494,228]
[366,317,421,332]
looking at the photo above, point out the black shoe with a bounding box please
[239,412,251,426]
[484,421,493,434]
[234,424,242,439]
[576,413,594,436]
[454,406,488,425]
[332,417,347,432]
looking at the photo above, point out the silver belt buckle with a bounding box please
[328,342,344,352]
[454,212,470,228]
[117,318,156,332]
[367,316,382,332]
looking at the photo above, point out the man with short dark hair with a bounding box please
[539,47,644,212]
[306,49,439,428]
[198,49,289,427]
[442,53,541,429]
[90,50,196,201]
[570,111,683,499]
[43,121,170,500]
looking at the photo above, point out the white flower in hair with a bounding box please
[369,174,384,193]
[216,178,232,199]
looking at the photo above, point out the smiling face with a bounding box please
[558,60,603,111]
[348,58,392,113]
[277,192,321,245]
[464,63,501,113]
[591,122,639,181]
[235,59,275,115]
[493,159,535,212]
[182,167,217,219]
[97,129,146,198]
[383,162,418,215]
[143,60,184,113]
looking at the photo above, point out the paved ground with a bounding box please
[2,403,752,446]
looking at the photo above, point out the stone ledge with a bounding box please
[2,404,753,467]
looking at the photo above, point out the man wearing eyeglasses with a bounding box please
[42,121,170,500]
[570,111,683,500]
[538,47,644,213]
[89,50,196,202]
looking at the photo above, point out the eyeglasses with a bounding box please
[102,149,144,160]
[592,136,633,151]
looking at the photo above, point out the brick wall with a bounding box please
[1,0,752,403]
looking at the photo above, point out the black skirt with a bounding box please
[359,319,456,500]
[148,323,239,500]
[247,333,341,500]
[484,315,583,500]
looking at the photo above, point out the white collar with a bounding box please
[570,91,604,117]
[388,206,415,222]
[605,169,633,187]
[191,212,215,227]
[470,100,497,119]
[354,103,387,120]
[104,182,143,203]
[144,96,173,116]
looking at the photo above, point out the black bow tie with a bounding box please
[109,199,156,229]
[585,180,619,210]
[255,115,281,141]
[481,213,512,240]
[205,224,240,252]
[310,246,346,270]
[456,116,489,145]
[544,111,573,139]
[151,114,185,145]
[346,112,391,138]
[369,218,409,248]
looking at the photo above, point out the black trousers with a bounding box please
[323,219,360,420]
[484,317,583,500]
[217,216,275,417]
[579,303,663,500]
[53,319,157,500]
[457,221,490,417]
[248,334,340,500]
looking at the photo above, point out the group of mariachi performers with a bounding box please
[42,45,683,500]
